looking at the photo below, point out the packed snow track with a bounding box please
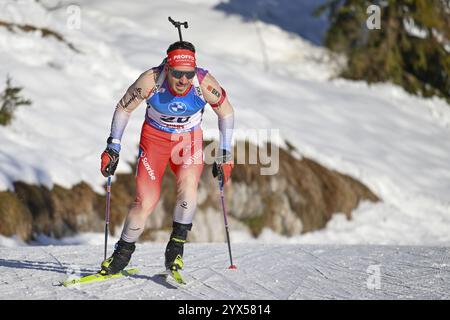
[0,244,448,299]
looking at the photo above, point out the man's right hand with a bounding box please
[101,147,120,177]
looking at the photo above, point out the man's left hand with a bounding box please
[212,149,234,184]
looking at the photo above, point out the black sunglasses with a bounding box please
[169,68,196,80]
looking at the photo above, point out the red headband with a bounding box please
[167,49,196,68]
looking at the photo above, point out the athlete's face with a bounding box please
[167,66,195,94]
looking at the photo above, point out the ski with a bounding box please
[156,254,186,285]
[157,269,186,285]
[61,268,139,287]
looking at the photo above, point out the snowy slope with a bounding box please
[1,0,450,245]
[0,243,449,299]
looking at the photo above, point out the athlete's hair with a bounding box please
[167,41,196,54]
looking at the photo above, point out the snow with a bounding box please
[1,0,450,246]
[233,201,450,246]
[403,17,429,39]
[214,0,331,46]
[0,235,27,248]
[0,243,448,299]
[30,233,121,246]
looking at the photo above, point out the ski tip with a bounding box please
[62,278,79,287]
[228,265,237,270]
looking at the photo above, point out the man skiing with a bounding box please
[99,40,235,277]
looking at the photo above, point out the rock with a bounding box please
[0,192,32,241]
[0,141,379,242]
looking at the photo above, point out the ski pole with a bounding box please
[218,167,237,270]
[104,176,112,261]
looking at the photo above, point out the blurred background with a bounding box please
[0,0,449,247]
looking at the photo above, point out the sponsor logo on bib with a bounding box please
[168,102,187,115]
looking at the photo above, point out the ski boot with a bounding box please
[100,239,135,275]
[171,254,184,272]
[164,222,192,271]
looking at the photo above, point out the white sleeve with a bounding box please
[218,112,234,152]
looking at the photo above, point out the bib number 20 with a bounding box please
[160,116,191,124]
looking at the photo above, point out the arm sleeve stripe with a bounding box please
[210,87,227,108]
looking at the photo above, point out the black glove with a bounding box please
[212,149,233,183]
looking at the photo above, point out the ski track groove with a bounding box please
[301,257,368,295]
[251,279,281,298]
[180,271,218,299]
[185,266,263,299]
[188,267,237,299]
[207,267,271,299]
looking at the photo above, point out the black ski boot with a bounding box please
[164,222,192,271]
[100,239,135,275]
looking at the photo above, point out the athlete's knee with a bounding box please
[177,175,200,197]
[132,193,160,215]
[143,194,160,211]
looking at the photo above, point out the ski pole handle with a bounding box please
[218,163,225,189]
